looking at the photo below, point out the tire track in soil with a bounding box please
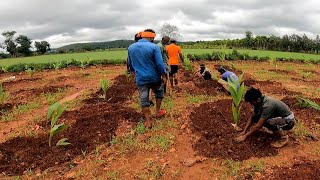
[0,75,141,175]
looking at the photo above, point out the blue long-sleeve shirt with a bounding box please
[222,71,238,82]
[128,39,166,86]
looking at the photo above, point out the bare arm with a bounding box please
[241,113,254,134]
[243,117,266,139]
[179,53,184,63]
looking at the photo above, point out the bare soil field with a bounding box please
[0,61,319,179]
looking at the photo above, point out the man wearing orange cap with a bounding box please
[166,39,184,87]
[128,29,167,128]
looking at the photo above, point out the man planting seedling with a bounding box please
[128,29,167,128]
[217,66,239,92]
[235,88,295,148]
[195,64,212,80]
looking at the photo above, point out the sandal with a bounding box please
[156,109,166,118]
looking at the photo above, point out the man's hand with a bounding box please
[234,135,246,142]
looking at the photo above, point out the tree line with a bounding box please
[182,31,320,54]
[0,31,51,59]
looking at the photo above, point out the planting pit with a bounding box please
[190,99,278,161]
[84,74,137,104]
[177,69,225,96]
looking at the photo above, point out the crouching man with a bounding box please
[235,88,295,148]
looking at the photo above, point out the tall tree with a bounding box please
[16,35,32,56]
[159,23,181,40]
[35,41,50,54]
[2,31,17,57]
[244,31,253,48]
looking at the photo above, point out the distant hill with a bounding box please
[57,40,137,51]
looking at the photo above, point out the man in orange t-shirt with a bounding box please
[166,39,184,87]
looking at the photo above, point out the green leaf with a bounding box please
[238,73,244,83]
[50,123,67,137]
[48,102,59,120]
[56,138,71,146]
[48,102,66,127]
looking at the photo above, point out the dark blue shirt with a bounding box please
[128,39,166,86]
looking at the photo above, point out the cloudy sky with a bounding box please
[0,0,319,48]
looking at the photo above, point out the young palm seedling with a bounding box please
[296,96,320,111]
[48,102,70,147]
[1,66,8,73]
[52,62,63,70]
[184,56,193,72]
[100,79,110,99]
[25,68,36,77]
[0,84,8,105]
[218,52,226,61]
[227,73,246,131]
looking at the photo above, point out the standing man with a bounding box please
[217,66,239,92]
[235,88,295,148]
[166,39,184,87]
[128,29,167,128]
[157,36,171,94]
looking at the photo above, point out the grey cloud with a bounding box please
[0,0,319,47]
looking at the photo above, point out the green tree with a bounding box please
[35,41,50,54]
[16,35,32,56]
[244,31,253,48]
[1,31,17,57]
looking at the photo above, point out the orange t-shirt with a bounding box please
[166,43,182,65]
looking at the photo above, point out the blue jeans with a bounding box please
[138,82,164,108]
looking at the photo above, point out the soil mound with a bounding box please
[281,96,320,126]
[262,160,320,180]
[190,99,278,161]
[85,74,136,104]
[0,74,141,175]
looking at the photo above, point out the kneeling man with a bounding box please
[235,88,295,148]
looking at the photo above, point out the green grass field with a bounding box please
[1,49,320,66]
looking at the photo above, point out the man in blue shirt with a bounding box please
[128,29,167,128]
[217,66,239,92]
